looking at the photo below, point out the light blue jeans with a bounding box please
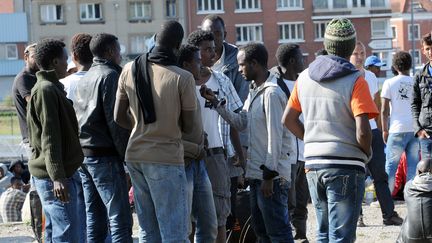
[306,168,365,243]
[79,156,132,243]
[127,162,189,243]
[385,132,419,193]
[33,176,78,243]
[185,160,218,243]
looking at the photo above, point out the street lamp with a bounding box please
[411,0,415,74]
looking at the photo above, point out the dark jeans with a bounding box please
[79,156,133,243]
[362,129,396,219]
[288,161,310,238]
[249,179,294,243]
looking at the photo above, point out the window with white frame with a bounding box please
[314,21,329,41]
[410,49,421,65]
[371,19,390,38]
[80,3,102,21]
[352,0,365,7]
[236,0,260,11]
[130,35,152,54]
[279,22,304,42]
[166,0,177,17]
[408,24,420,41]
[197,0,223,13]
[277,0,302,9]
[6,44,18,60]
[371,0,386,8]
[129,1,151,20]
[333,0,347,8]
[236,24,262,44]
[313,0,328,9]
[40,4,63,23]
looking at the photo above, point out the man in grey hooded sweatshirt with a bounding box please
[283,18,378,242]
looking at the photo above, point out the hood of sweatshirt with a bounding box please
[308,55,359,82]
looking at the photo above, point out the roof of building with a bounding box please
[0,13,28,43]
[0,59,24,76]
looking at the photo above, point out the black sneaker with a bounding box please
[383,213,403,226]
[357,215,366,227]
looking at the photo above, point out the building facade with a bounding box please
[27,0,186,61]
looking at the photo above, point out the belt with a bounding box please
[206,147,225,156]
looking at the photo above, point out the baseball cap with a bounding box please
[364,55,386,67]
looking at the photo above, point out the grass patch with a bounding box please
[0,110,20,136]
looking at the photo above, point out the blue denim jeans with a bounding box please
[364,129,395,219]
[185,160,218,243]
[249,178,294,243]
[306,168,365,243]
[79,156,132,243]
[385,132,419,193]
[72,172,87,243]
[419,137,432,159]
[33,175,78,243]
[127,162,189,243]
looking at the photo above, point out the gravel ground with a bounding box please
[0,200,406,243]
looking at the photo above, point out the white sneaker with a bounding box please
[370,200,381,208]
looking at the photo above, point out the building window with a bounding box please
[314,21,329,41]
[409,49,421,65]
[352,0,365,7]
[371,19,390,38]
[197,0,223,13]
[391,26,397,39]
[236,0,260,11]
[277,0,302,9]
[129,1,151,20]
[236,24,262,45]
[130,35,153,54]
[279,22,304,43]
[313,0,328,9]
[80,3,102,22]
[6,44,18,60]
[40,4,63,23]
[333,0,347,8]
[166,0,177,17]
[371,0,386,8]
[408,24,420,41]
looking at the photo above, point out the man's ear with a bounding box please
[223,30,227,40]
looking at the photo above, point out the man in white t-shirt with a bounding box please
[187,30,243,243]
[381,51,420,194]
[350,41,403,226]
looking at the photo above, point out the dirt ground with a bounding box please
[0,200,406,243]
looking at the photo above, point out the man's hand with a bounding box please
[382,131,389,144]
[199,85,216,101]
[260,179,274,197]
[417,129,430,139]
[53,180,69,203]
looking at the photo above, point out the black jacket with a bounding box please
[74,58,130,160]
[397,174,432,243]
[411,62,432,136]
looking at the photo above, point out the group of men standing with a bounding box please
[10,12,432,243]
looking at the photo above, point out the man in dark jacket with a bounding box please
[28,38,83,243]
[74,33,132,242]
[412,33,432,159]
[397,159,432,243]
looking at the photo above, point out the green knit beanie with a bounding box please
[324,18,356,58]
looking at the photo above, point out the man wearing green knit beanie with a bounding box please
[283,18,379,242]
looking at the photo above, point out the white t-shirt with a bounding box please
[60,71,87,102]
[285,80,305,162]
[195,74,223,148]
[212,45,225,72]
[364,70,379,130]
[380,75,415,133]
